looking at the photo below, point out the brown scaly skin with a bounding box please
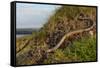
[46,14,96,52]
[46,21,95,52]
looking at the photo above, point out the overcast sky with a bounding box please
[16,3,61,29]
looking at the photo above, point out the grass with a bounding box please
[16,6,97,65]
[42,6,96,34]
[43,35,96,64]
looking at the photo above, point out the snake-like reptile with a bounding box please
[16,14,96,65]
[16,15,96,54]
[47,19,95,52]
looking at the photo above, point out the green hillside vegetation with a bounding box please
[16,6,96,65]
[43,35,96,64]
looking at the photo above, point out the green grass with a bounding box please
[44,35,96,64]
[42,6,96,34]
[16,6,96,65]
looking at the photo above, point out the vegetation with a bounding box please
[44,35,96,64]
[16,5,97,65]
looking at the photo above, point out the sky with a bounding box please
[16,3,61,29]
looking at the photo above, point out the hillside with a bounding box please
[16,6,96,65]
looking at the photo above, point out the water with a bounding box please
[16,34,31,38]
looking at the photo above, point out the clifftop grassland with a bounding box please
[16,6,97,65]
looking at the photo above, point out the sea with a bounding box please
[16,34,31,38]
